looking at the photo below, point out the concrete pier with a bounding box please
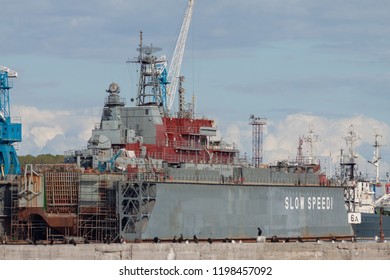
[1,242,389,260]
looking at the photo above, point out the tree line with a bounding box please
[18,154,65,167]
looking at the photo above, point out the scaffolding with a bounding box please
[10,184,31,241]
[45,171,79,214]
[77,174,119,243]
[5,164,124,243]
[0,180,19,242]
[9,165,81,242]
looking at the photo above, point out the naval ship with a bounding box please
[1,0,355,244]
[2,31,354,244]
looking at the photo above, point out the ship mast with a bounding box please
[368,130,382,184]
[296,137,304,164]
[130,31,167,113]
[303,126,319,165]
[340,125,358,182]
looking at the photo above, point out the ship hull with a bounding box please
[120,181,354,241]
[352,213,390,239]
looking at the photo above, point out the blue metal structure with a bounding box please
[158,67,169,112]
[0,66,22,176]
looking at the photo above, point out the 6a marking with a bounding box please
[348,213,361,224]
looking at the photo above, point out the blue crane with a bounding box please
[0,65,22,176]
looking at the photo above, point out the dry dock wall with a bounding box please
[1,243,390,260]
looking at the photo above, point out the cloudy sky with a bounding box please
[1,0,389,180]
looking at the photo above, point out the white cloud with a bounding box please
[30,126,64,148]
[220,113,390,179]
[13,105,97,155]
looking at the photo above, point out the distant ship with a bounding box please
[339,128,390,239]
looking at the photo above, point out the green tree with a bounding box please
[18,154,65,167]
